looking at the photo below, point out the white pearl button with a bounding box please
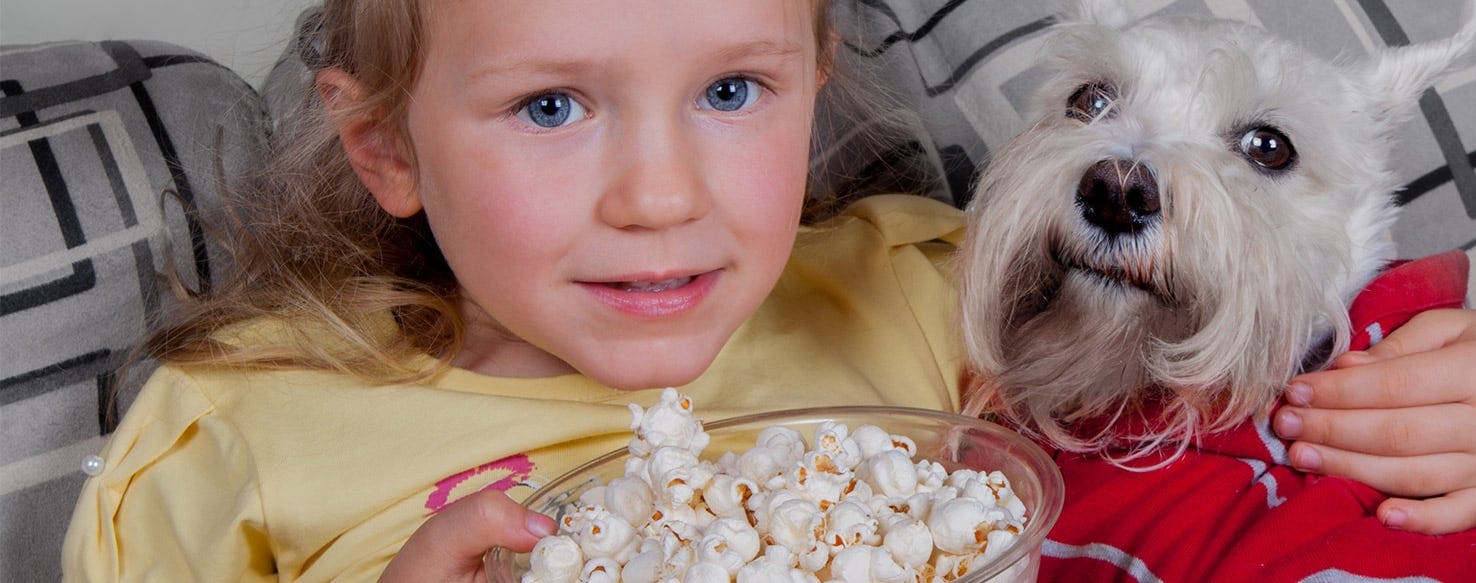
[81,455,105,476]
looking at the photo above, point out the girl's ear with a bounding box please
[316,68,422,218]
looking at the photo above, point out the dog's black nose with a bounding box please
[1076,159,1160,236]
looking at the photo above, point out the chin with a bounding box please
[575,341,725,391]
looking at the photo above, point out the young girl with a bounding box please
[62,0,1476,581]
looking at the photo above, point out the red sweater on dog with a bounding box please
[1037,250,1475,582]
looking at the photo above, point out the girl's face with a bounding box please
[389,0,823,387]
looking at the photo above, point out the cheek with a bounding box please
[413,159,563,289]
[722,124,811,233]
[414,125,589,256]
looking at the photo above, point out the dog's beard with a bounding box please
[961,131,1357,466]
[953,0,1472,467]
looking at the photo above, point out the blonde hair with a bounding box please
[142,0,881,384]
[144,0,452,383]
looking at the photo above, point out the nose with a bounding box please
[1076,159,1160,236]
[599,117,710,231]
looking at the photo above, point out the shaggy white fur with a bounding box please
[959,0,1476,468]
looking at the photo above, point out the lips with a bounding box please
[1051,246,1174,303]
[579,270,720,318]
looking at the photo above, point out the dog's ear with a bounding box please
[1059,0,1136,29]
[1360,1,1476,120]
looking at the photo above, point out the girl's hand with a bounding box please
[1273,309,1476,535]
[380,488,556,582]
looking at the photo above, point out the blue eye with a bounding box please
[518,92,586,128]
[702,77,759,112]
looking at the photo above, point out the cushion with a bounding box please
[830,0,1476,278]
[0,40,267,580]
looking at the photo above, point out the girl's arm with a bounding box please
[379,488,554,582]
[1273,308,1476,535]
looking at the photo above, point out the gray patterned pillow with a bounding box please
[0,40,267,580]
[826,0,1474,299]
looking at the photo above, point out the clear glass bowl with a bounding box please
[486,406,1063,582]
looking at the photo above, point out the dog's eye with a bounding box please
[1067,84,1116,122]
[1238,127,1296,171]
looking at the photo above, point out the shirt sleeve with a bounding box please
[62,366,275,582]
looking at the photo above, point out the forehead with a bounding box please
[1052,17,1351,121]
[421,0,817,71]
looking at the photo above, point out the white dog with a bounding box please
[959,1,1476,464]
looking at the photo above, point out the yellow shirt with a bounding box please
[62,195,966,582]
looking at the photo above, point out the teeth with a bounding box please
[612,277,693,292]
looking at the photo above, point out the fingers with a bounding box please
[1286,340,1476,409]
[1285,441,1475,499]
[1275,403,1473,456]
[1331,309,1476,367]
[1364,309,1476,357]
[1274,309,1476,536]
[379,489,555,583]
[1378,488,1476,535]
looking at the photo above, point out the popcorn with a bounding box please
[564,505,639,563]
[881,516,934,568]
[822,500,879,549]
[628,388,709,458]
[736,426,806,484]
[903,492,938,522]
[617,548,665,583]
[577,557,622,583]
[622,528,699,582]
[642,446,713,506]
[585,476,654,528]
[931,552,985,583]
[525,535,583,583]
[699,518,762,570]
[926,497,1019,555]
[795,539,831,574]
[755,426,808,462]
[683,561,730,583]
[648,516,703,549]
[746,488,802,534]
[859,449,919,497]
[981,528,1019,563]
[849,424,895,460]
[813,420,864,470]
[703,474,758,521]
[869,546,919,583]
[916,460,950,491]
[823,545,917,583]
[787,451,855,508]
[766,498,824,555]
[646,501,701,534]
[523,391,1032,583]
[827,545,876,582]
[986,471,1028,520]
[735,547,819,583]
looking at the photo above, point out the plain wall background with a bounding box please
[1,0,320,88]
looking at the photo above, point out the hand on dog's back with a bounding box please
[1276,308,1476,535]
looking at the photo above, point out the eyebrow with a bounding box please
[465,39,806,84]
[708,39,806,64]
[466,59,593,84]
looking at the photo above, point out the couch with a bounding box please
[4,1,1473,579]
